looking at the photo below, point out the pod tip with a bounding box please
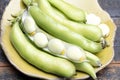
[97,61,102,67]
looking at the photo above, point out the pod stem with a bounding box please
[100,37,110,49]
[22,0,38,7]
[8,9,25,26]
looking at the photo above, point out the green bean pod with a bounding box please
[74,62,97,79]
[85,51,102,67]
[22,12,87,63]
[37,0,102,41]
[10,22,76,78]
[48,0,86,22]
[52,7,67,20]
[21,13,97,79]
[37,0,67,22]
[29,6,102,53]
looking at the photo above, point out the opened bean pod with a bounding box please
[20,0,106,79]
[22,12,87,63]
[10,21,76,77]
[29,6,103,53]
[21,10,98,79]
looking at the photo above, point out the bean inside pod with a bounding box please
[21,11,87,63]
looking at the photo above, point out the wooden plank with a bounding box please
[113,18,120,25]
[113,46,120,63]
[0,63,119,80]
[112,24,120,63]
[104,10,120,18]
[88,63,120,80]
[98,0,120,17]
[98,0,120,9]
[0,62,10,67]
[97,63,120,80]
[0,48,10,66]
[114,26,120,46]
[0,66,29,80]
[0,67,44,80]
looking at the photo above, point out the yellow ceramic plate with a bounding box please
[0,0,116,79]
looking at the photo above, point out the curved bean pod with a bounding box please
[85,51,102,67]
[37,0,102,41]
[10,22,76,77]
[29,6,102,53]
[22,12,87,63]
[48,0,86,22]
[74,62,97,79]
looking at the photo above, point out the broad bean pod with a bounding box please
[29,6,102,53]
[22,12,87,63]
[10,22,76,78]
[38,0,102,41]
[48,0,86,22]
[85,51,101,67]
[74,62,97,79]
[21,13,97,79]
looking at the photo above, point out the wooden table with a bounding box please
[0,0,120,80]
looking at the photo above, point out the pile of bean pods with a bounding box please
[9,0,110,79]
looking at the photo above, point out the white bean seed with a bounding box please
[33,32,48,48]
[86,13,101,25]
[66,46,86,62]
[24,16,36,35]
[48,39,66,55]
[98,24,110,37]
